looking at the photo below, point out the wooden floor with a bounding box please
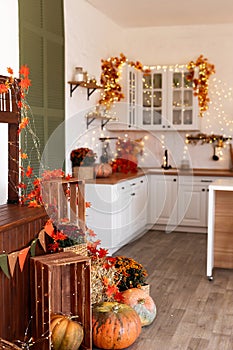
[109,230,233,350]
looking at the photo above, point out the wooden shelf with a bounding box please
[85,114,118,129]
[68,80,103,99]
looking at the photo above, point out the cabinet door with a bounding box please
[129,176,148,232]
[178,183,207,227]
[137,68,168,130]
[148,175,178,226]
[167,68,199,130]
[107,65,138,130]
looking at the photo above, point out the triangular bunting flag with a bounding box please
[18,247,30,272]
[0,254,10,279]
[38,229,47,252]
[8,251,19,277]
[44,220,54,237]
[30,238,38,257]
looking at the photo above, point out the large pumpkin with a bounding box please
[92,301,141,349]
[121,288,157,326]
[50,314,84,350]
[95,163,112,178]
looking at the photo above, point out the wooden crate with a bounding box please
[30,252,92,350]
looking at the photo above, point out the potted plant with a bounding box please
[70,147,97,179]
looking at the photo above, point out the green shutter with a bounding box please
[18,0,65,180]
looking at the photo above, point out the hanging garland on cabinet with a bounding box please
[98,53,215,117]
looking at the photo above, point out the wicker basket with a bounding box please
[61,243,88,256]
[0,339,21,350]
[140,284,150,295]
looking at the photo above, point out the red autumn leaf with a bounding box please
[98,248,108,258]
[26,166,33,177]
[18,182,27,189]
[114,291,124,303]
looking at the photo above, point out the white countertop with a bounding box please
[209,178,233,191]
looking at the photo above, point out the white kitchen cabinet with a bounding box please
[137,67,168,130]
[138,67,199,131]
[85,175,148,253]
[167,68,199,130]
[148,175,178,229]
[108,65,199,131]
[107,65,139,131]
[148,174,221,232]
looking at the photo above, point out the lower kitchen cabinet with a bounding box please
[148,174,219,233]
[148,175,178,229]
[85,175,148,254]
[177,177,212,227]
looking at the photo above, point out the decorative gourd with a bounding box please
[95,163,112,178]
[50,314,84,350]
[121,288,156,326]
[92,301,141,349]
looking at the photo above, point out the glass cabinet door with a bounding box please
[141,70,166,129]
[171,70,197,129]
[128,69,137,127]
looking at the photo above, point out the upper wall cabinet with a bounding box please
[107,64,139,130]
[107,65,200,131]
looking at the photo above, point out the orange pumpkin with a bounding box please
[50,314,84,350]
[121,288,157,326]
[95,163,112,178]
[92,301,141,349]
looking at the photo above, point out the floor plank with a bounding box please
[93,230,233,350]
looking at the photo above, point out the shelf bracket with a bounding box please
[86,117,96,129]
[101,119,111,129]
[87,88,97,100]
[69,83,80,97]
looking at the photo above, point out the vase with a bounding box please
[72,166,94,180]
[140,283,150,295]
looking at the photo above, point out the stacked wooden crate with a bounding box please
[30,251,91,350]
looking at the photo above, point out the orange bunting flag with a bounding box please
[44,220,54,237]
[8,251,19,277]
[38,229,47,251]
[18,247,30,272]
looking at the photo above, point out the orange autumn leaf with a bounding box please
[19,117,29,131]
[20,152,28,159]
[26,165,33,177]
[19,77,31,89]
[7,67,14,75]
[86,201,91,208]
[105,285,119,298]
[27,200,41,208]
[0,84,8,93]
[19,65,30,77]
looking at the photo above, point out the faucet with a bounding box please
[161,149,171,169]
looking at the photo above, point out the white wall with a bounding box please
[0,0,19,204]
[63,0,126,173]
[1,1,233,204]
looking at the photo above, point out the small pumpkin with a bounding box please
[95,163,112,178]
[92,301,141,349]
[50,314,84,350]
[121,288,157,326]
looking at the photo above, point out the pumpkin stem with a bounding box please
[111,304,120,313]
[138,298,145,304]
